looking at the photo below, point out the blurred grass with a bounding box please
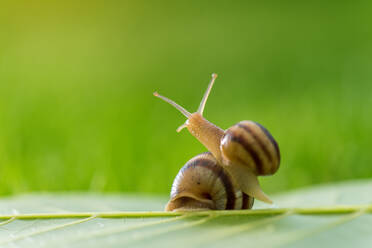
[0,1,371,196]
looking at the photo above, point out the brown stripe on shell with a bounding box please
[254,122,280,163]
[230,134,264,175]
[237,123,273,165]
[242,193,249,209]
[185,154,236,210]
[241,193,254,209]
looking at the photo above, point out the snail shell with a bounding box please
[165,152,254,211]
[221,120,280,176]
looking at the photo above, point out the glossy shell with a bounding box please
[220,120,280,176]
[165,152,254,211]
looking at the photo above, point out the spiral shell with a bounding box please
[165,152,254,211]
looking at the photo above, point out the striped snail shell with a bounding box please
[154,73,280,204]
[165,152,254,211]
[221,120,280,176]
[220,120,280,204]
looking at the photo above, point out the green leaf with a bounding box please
[0,180,371,248]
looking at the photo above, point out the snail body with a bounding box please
[165,152,254,211]
[154,73,280,208]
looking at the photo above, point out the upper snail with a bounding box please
[154,73,280,204]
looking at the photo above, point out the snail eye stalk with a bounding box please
[197,73,217,116]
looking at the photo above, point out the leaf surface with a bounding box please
[0,180,371,248]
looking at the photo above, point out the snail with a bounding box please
[154,73,280,205]
[165,152,254,211]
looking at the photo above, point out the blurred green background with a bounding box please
[0,1,371,196]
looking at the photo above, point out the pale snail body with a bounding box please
[154,73,280,209]
[165,152,254,211]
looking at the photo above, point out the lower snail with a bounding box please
[165,152,254,211]
[155,73,280,211]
